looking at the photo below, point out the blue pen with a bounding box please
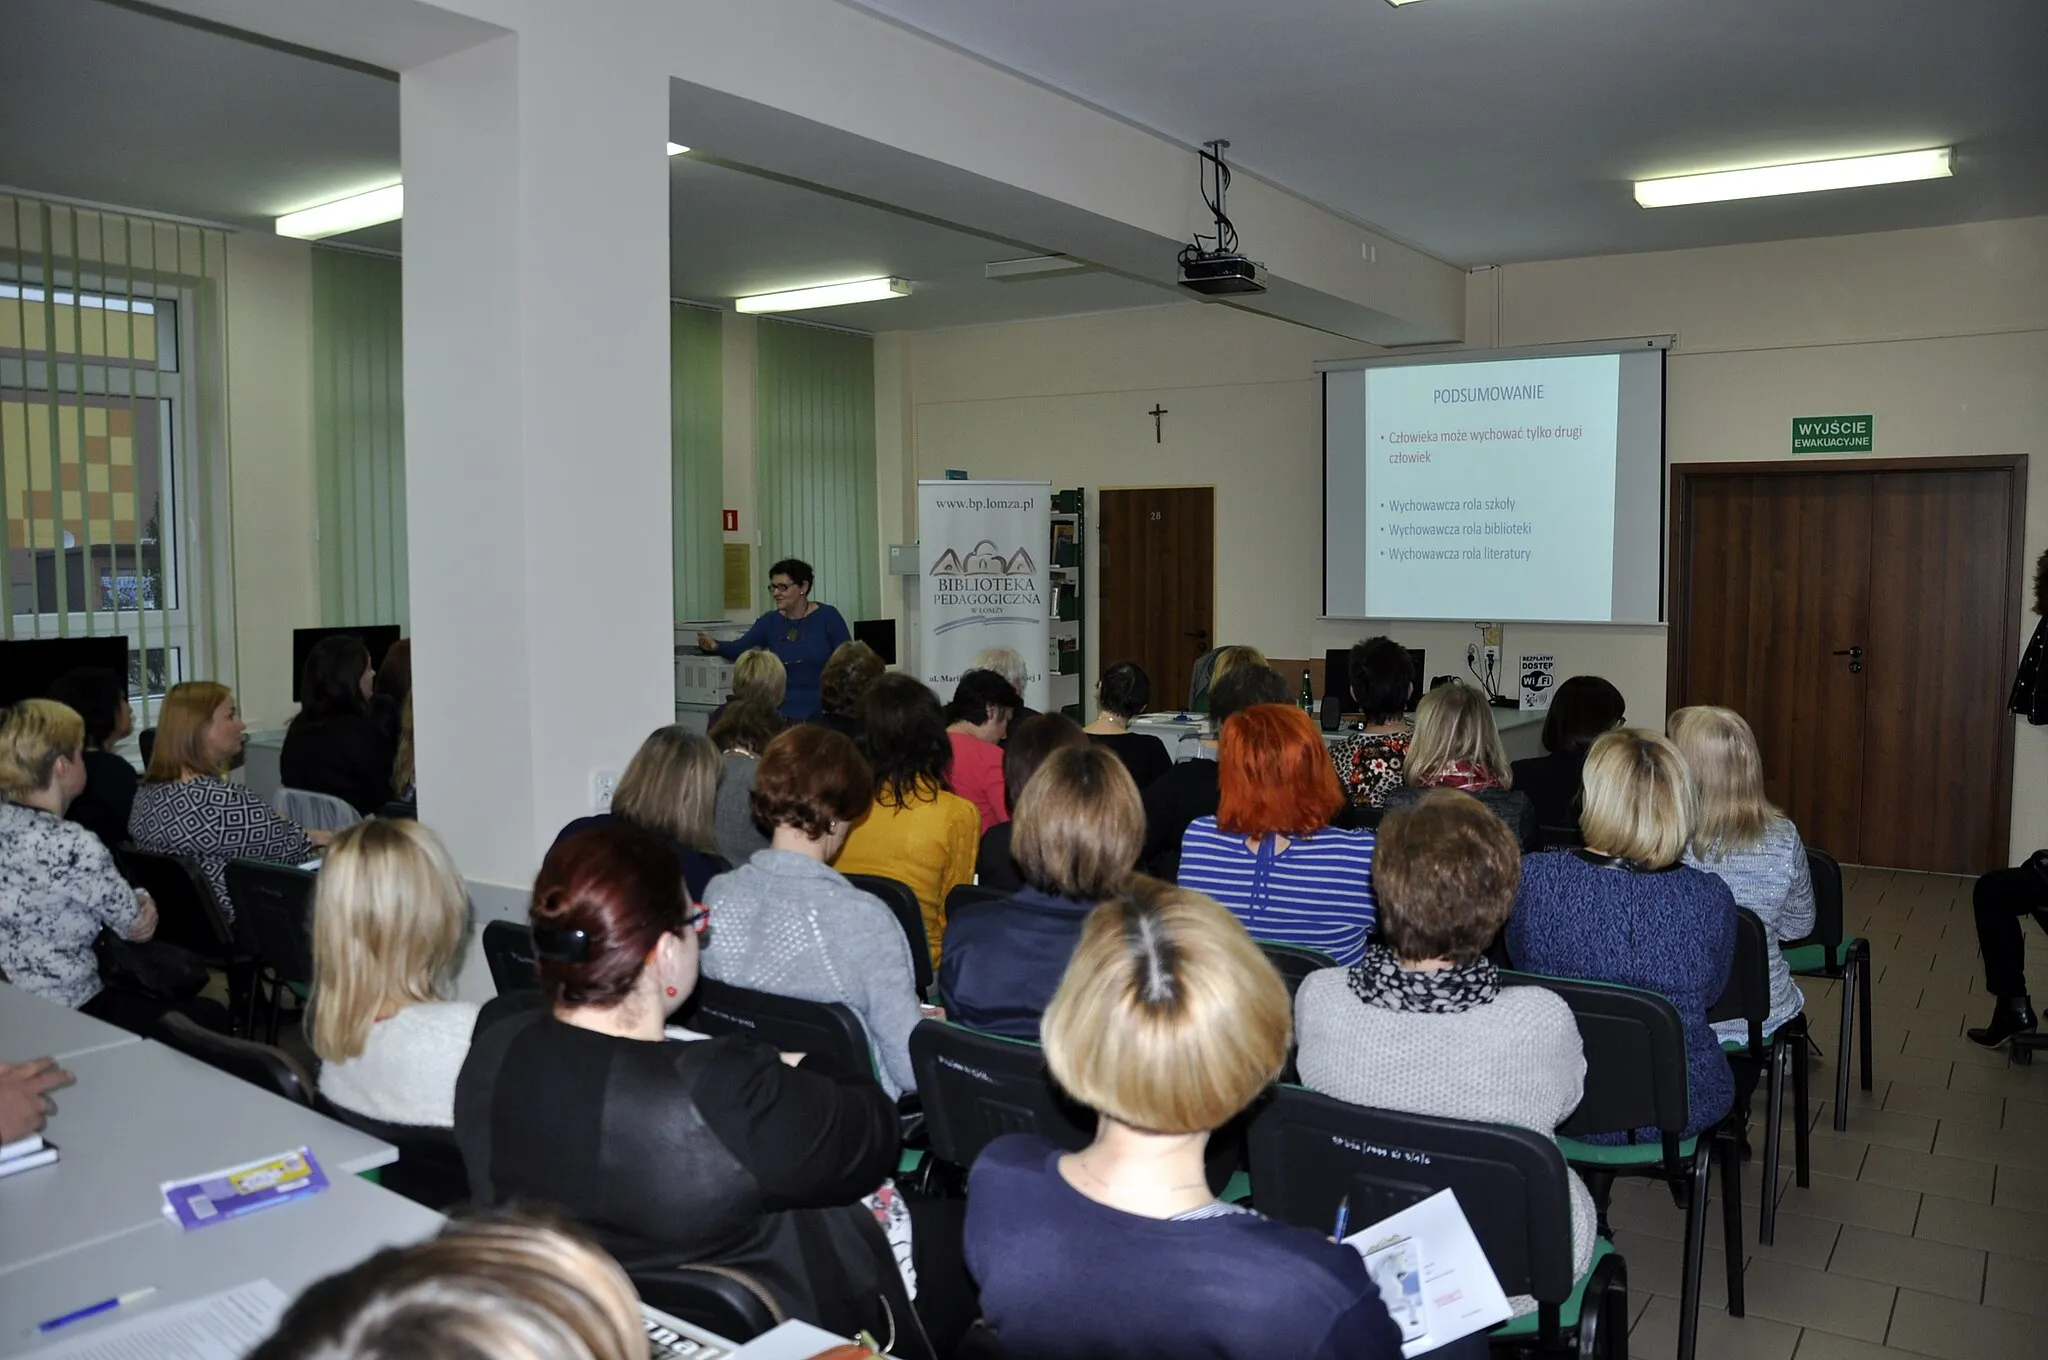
[1332,1195,1351,1240]
[34,1288,155,1334]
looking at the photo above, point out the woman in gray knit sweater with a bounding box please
[701,724,924,1098]
[1295,789,1595,1312]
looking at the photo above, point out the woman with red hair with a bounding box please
[1177,704,1378,965]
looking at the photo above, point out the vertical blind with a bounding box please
[756,318,877,621]
[671,302,723,620]
[0,194,232,723]
[312,247,406,628]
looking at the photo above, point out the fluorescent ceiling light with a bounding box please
[666,143,690,156]
[735,277,912,313]
[984,254,1094,282]
[1384,0,1428,6]
[275,184,404,240]
[1634,148,1952,209]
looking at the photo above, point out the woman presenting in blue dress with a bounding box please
[697,558,851,720]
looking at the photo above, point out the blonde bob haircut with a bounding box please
[1668,705,1781,857]
[248,1214,643,1360]
[145,680,233,782]
[612,726,721,854]
[1042,879,1290,1135]
[1579,727,1696,869]
[1208,644,1268,690]
[731,648,787,709]
[309,819,469,1064]
[1405,681,1512,788]
[0,699,85,796]
[1011,744,1144,900]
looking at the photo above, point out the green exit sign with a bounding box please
[1792,414,1873,453]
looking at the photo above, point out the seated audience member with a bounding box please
[976,713,1089,891]
[0,698,184,1033]
[837,675,980,970]
[1511,675,1626,835]
[1296,791,1593,1312]
[556,726,725,900]
[130,681,321,918]
[1508,728,1737,1141]
[370,637,412,741]
[1386,681,1536,848]
[250,1215,645,1360]
[972,646,1039,738]
[1327,637,1415,811]
[1083,661,1172,791]
[710,647,786,731]
[944,669,1023,833]
[1669,705,1813,1044]
[811,639,886,741]
[44,666,139,851]
[311,819,477,1127]
[708,698,785,866]
[941,745,1142,1038]
[1179,704,1377,966]
[965,881,1405,1360]
[391,693,416,805]
[1209,643,1267,689]
[456,825,922,1345]
[280,634,400,816]
[1139,665,1290,879]
[0,1057,73,1142]
[703,726,922,1098]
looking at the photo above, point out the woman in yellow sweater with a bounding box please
[836,673,980,971]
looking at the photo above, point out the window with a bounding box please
[0,198,232,723]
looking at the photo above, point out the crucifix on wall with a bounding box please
[1148,403,1169,442]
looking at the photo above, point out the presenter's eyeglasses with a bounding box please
[767,579,798,595]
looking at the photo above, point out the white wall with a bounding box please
[886,216,2048,860]
[223,232,319,732]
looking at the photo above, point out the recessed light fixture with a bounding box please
[984,254,1094,282]
[1634,147,1953,209]
[734,277,912,314]
[275,184,404,240]
[666,143,690,156]
[1384,0,1427,7]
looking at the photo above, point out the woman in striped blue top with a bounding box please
[1178,703,1377,965]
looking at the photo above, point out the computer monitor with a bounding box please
[0,636,130,708]
[291,626,401,702]
[1322,644,1427,713]
[853,618,897,666]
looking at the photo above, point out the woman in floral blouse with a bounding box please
[129,682,323,920]
[0,699,183,1034]
[1328,637,1416,810]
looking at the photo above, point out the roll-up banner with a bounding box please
[917,479,1052,712]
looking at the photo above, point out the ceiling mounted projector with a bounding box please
[1178,255,1263,295]
[1177,139,1266,297]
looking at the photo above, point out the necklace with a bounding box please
[1067,1155,1210,1196]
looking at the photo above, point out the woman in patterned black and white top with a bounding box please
[129,682,322,920]
[0,700,160,1027]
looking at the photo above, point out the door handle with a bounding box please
[1185,629,1209,640]
[1831,645,1864,674]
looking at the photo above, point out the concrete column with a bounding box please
[401,28,672,889]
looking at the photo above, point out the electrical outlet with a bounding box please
[1483,644,1500,672]
[590,768,619,812]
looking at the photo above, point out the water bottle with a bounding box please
[1299,668,1314,710]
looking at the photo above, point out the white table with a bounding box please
[0,1169,441,1355]
[0,1039,394,1275]
[0,984,141,1063]
[1128,705,1550,765]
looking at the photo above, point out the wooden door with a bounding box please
[1671,459,2023,874]
[1672,473,1872,860]
[1099,488,1215,714]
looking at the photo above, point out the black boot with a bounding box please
[1968,996,2038,1049]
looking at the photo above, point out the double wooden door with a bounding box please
[1099,487,1215,716]
[1669,459,2024,874]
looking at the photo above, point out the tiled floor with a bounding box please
[1609,867,2048,1359]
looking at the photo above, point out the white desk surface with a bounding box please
[1129,705,1548,764]
[0,1039,394,1276]
[0,1170,441,1355]
[0,984,141,1063]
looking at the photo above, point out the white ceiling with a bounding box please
[0,0,1182,332]
[846,0,2048,265]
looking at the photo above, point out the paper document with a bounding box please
[1344,1189,1512,1357]
[32,1280,288,1360]
[641,1302,733,1358]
